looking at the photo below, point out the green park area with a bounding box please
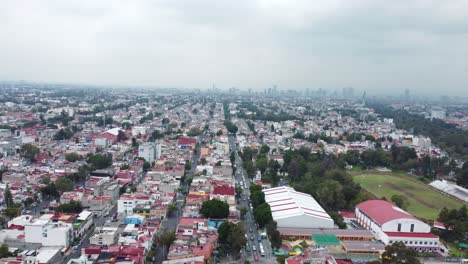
[353,172,464,220]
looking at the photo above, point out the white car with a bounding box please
[252,245,257,251]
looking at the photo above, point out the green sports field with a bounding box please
[353,173,465,220]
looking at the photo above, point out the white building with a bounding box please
[355,200,440,252]
[24,219,73,247]
[138,142,161,162]
[132,126,147,136]
[95,137,110,149]
[117,193,152,214]
[263,186,334,229]
[74,211,94,237]
[89,226,118,246]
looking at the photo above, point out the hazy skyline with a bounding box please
[1,0,468,96]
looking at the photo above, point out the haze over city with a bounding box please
[1,2,468,264]
[2,0,468,96]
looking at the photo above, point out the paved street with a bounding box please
[152,134,204,264]
[229,136,276,264]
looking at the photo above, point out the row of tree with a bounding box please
[250,185,282,249]
[436,205,467,244]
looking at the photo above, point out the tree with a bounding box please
[87,154,112,169]
[391,194,410,210]
[143,161,151,172]
[3,206,20,219]
[200,157,207,165]
[315,179,345,210]
[65,152,81,162]
[269,228,282,249]
[249,185,265,208]
[19,143,40,162]
[119,185,127,195]
[260,144,270,154]
[167,204,177,216]
[24,197,35,208]
[55,177,74,193]
[343,150,360,165]
[0,244,12,258]
[217,221,246,259]
[255,156,268,174]
[188,127,202,137]
[40,182,60,198]
[200,199,229,219]
[55,200,83,213]
[122,121,132,130]
[329,212,347,229]
[456,162,468,188]
[162,117,170,125]
[4,188,13,208]
[240,207,247,220]
[120,163,130,170]
[53,128,74,140]
[131,137,138,148]
[184,161,192,171]
[253,203,273,227]
[156,231,176,258]
[224,120,238,134]
[41,175,51,184]
[381,242,421,264]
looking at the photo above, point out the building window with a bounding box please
[424,241,427,245]
[409,241,413,244]
[389,240,393,243]
[410,224,414,232]
[397,223,401,232]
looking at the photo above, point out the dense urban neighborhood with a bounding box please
[0,84,467,264]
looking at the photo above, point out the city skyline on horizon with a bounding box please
[2,1,468,96]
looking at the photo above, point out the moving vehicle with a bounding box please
[259,243,265,257]
[252,245,257,251]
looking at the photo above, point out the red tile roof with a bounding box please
[213,185,235,196]
[384,232,438,238]
[178,137,197,146]
[356,200,417,225]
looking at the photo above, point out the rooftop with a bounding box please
[356,200,417,225]
[263,186,332,221]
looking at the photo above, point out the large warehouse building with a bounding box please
[355,200,440,253]
[263,186,334,229]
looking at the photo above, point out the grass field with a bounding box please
[353,173,465,220]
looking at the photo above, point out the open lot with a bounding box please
[353,173,464,220]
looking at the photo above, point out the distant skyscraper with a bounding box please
[405,89,410,98]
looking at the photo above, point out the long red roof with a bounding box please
[213,185,235,196]
[178,137,197,145]
[385,232,437,238]
[356,200,417,225]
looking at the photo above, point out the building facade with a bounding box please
[355,200,440,252]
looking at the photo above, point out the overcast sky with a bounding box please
[1,0,468,96]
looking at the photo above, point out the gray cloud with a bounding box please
[1,0,467,95]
